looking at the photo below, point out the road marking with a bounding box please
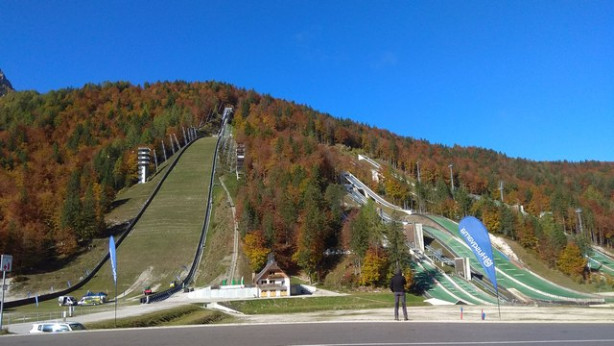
[293,339,614,346]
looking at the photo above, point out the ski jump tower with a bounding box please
[137,147,151,184]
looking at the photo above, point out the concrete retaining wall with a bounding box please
[187,285,257,300]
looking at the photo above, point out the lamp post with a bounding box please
[576,208,584,235]
[416,161,421,183]
[499,181,504,203]
[1,254,13,331]
[448,164,454,193]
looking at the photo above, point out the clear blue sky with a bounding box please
[2,1,612,162]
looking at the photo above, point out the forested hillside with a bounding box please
[230,91,614,283]
[1,81,613,284]
[0,81,237,270]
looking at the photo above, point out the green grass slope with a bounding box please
[82,137,217,298]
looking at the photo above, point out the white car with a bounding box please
[58,296,77,306]
[29,322,86,334]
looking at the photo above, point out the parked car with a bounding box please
[57,296,77,306]
[30,322,86,334]
[143,287,153,295]
[77,291,108,305]
[93,291,108,299]
[77,296,104,305]
[83,291,108,299]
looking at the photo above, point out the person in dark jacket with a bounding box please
[390,268,408,321]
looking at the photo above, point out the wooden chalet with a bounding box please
[253,254,290,298]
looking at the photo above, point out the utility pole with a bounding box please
[448,164,454,193]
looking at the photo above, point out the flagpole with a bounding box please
[458,217,501,320]
[114,279,117,328]
[1,270,5,330]
[109,236,118,328]
[496,290,501,319]
[494,265,501,320]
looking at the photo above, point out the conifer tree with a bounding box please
[293,174,326,283]
[61,170,81,233]
[385,215,407,269]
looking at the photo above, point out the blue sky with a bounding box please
[1,1,612,162]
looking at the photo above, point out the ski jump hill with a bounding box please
[342,170,606,306]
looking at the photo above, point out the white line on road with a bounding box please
[293,339,614,346]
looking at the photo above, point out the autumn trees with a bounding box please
[1,78,613,285]
[557,242,588,279]
[345,202,411,287]
[229,82,614,285]
[0,81,237,271]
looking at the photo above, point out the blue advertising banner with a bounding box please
[109,236,117,285]
[459,216,498,291]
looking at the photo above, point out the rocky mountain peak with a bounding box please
[0,69,15,96]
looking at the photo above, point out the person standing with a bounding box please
[390,268,408,321]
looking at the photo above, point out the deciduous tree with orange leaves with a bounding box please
[242,230,270,272]
[557,242,587,278]
[359,247,388,286]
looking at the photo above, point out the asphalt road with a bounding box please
[3,322,614,346]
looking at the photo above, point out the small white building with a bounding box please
[253,255,290,298]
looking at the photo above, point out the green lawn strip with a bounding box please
[82,137,217,298]
[193,181,234,287]
[223,292,425,315]
[193,169,256,289]
[84,304,229,329]
[219,173,239,199]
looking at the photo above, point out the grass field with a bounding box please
[194,172,251,288]
[223,292,425,314]
[193,182,233,287]
[81,137,217,299]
